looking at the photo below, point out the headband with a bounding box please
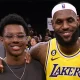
[51,2,77,18]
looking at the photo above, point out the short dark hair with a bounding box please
[0,13,28,36]
[32,36,39,43]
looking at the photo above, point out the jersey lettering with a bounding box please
[50,64,80,77]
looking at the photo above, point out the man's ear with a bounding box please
[0,36,3,42]
[51,19,55,29]
[77,15,80,26]
[51,19,53,25]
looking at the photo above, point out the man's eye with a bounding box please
[5,35,13,38]
[17,35,25,38]
[67,18,75,23]
[55,20,63,25]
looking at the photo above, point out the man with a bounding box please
[0,1,80,80]
[27,2,80,80]
[0,13,45,80]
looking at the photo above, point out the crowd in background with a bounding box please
[26,26,55,50]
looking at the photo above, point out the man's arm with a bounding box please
[29,42,48,67]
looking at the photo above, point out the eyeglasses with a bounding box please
[3,33,26,40]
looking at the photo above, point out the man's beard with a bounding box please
[55,28,79,47]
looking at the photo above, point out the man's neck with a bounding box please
[4,53,26,65]
[58,38,80,55]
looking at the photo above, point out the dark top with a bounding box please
[0,59,46,80]
[0,42,5,58]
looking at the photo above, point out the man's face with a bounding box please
[52,9,79,47]
[2,24,27,57]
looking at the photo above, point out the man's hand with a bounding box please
[24,50,32,63]
[0,57,3,73]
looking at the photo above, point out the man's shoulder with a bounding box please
[38,42,48,48]
[30,42,48,52]
[27,59,46,80]
[38,38,55,48]
[35,41,48,47]
[29,59,43,69]
[31,59,42,65]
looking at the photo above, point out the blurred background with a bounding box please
[0,0,79,36]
